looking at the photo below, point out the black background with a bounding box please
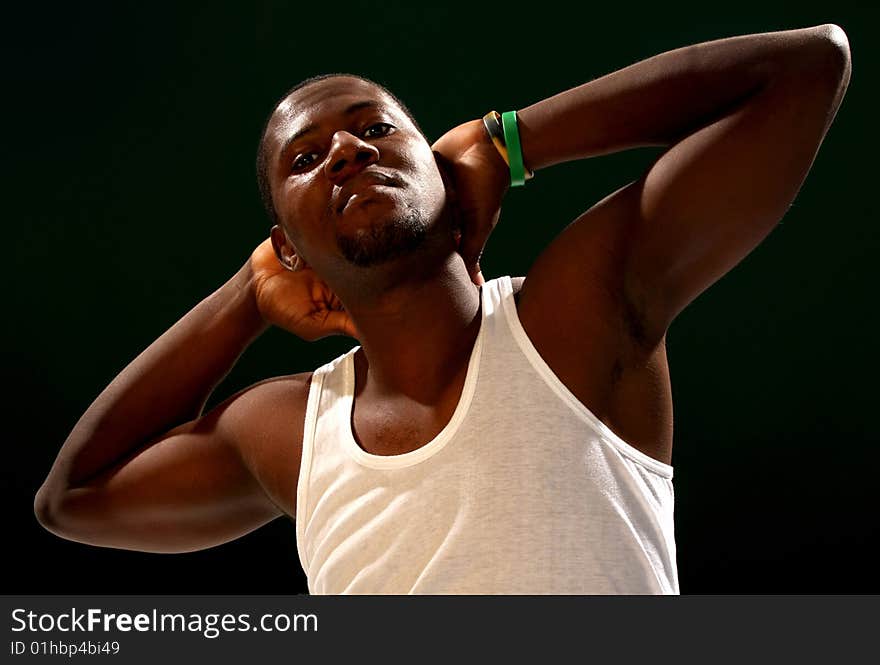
[6,1,877,593]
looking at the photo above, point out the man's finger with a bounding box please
[325,311,359,340]
[471,262,485,286]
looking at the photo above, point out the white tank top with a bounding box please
[295,275,678,594]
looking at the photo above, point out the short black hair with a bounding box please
[255,73,429,228]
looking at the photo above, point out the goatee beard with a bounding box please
[336,203,429,267]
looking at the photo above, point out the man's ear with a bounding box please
[432,150,462,237]
[270,224,310,271]
[432,150,458,201]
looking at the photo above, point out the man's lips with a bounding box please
[334,171,401,214]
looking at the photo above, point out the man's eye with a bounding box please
[290,124,394,172]
[364,122,394,138]
[292,153,317,170]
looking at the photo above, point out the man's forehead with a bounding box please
[268,78,400,145]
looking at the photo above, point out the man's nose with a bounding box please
[325,131,380,184]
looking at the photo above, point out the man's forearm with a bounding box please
[517,24,845,171]
[39,263,269,493]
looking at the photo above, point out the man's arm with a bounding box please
[516,24,851,349]
[32,261,293,552]
[35,374,310,553]
[34,235,355,552]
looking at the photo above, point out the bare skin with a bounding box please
[35,25,851,554]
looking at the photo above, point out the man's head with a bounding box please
[256,73,460,291]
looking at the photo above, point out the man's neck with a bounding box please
[343,253,481,404]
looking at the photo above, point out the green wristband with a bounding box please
[501,110,527,187]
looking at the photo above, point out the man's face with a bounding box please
[265,77,448,276]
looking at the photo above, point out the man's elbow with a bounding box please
[821,24,851,59]
[34,484,68,538]
[34,484,54,524]
[814,24,852,80]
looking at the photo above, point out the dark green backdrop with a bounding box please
[7,1,877,593]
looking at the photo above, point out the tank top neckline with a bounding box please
[339,282,489,469]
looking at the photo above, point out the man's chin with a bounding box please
[335,206,429,268]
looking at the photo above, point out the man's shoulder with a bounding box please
[236,371,313,409]
[221,371,314,450]
[222,371,315,520]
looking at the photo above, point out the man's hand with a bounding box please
[431,119,510,285]
[249,238,359,341]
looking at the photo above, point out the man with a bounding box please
[34,24,851,594]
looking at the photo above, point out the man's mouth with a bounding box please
[338,184,393,214]
[335,171,401,214]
